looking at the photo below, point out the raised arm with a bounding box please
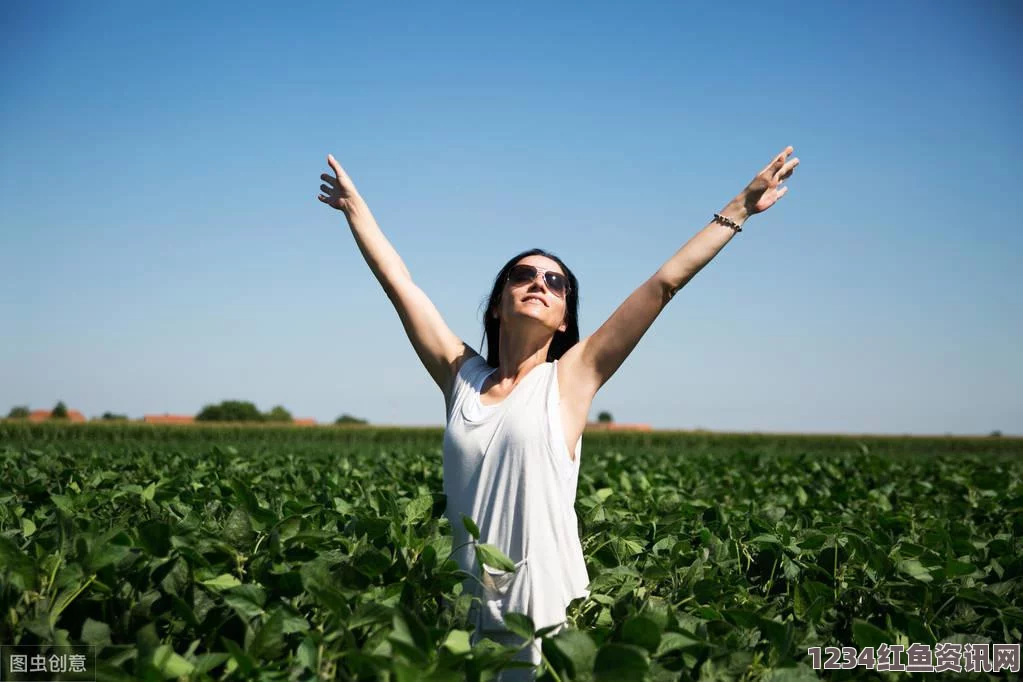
[317,154,476,401]
[560,146,800,399]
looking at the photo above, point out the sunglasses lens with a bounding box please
[544,273,567,295]
[509,265,534,284]
[509,265,567,296]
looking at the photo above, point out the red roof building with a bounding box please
[585,422,653,432]
[143,414,195,425]
[28,409,86,423]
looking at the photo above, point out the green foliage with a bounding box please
[51,400,68,419]
[6,405,30,419]
[264,405,293,423]
[597,411,613,423]
[100,412,129,421]
[335,413,368,425]
[0,422,1020,680]
[196,400,266,423]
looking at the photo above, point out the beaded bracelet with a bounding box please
[713,213,743,233]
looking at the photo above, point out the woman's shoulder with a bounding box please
[454,350,487,380]
[444,349,488,412]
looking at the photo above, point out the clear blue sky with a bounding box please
[2,1,1020,436]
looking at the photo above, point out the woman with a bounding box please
[317,147,799,679]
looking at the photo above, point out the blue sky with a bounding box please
[2,1,1020,435]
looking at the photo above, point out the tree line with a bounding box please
[4,400,368,425]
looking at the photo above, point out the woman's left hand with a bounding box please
[741,146,800,215]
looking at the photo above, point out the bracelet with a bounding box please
[713,213,743,233]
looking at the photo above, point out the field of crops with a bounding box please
[1,422,1020,680]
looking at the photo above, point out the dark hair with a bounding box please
[477,248,580,367]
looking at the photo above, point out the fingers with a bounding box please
[320,183,333,194]
[327,153,341,175]
[771,146,793,172]
[327,153,353,186]
[760,146,794,176]
[776,156,800,182]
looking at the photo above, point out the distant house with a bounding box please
[28,409,86,423]
[293,418,317,426]
[143,414,195,425]
[584,422,652,432]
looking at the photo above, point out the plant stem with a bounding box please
[766,557,778,596]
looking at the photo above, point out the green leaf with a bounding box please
[442,629,472,656]
[389,610,429,664]
[898,558,934,583]
[722,609,760,629]
[353,547,392,578]
[155,557,189,596]
[461,514,480,541]
[153,644,194,678]
[274,515,302,543]
[224,584,267,620]
[202,574,242,590]
[85,541,132,572]
[223,507,254,547]
[757,617,791,656]
[944,559,977,577]
[548,630,597,677]
[229,480,276,531]
[297,636,318,671]
[138,521,171,557]
[221,637,254,676]
[0,535,37,590]
[49,580,93,630]
[751,534,782,545]
[80,617,112,647]
[248,608,286,659]
[852,619,888,651]
[475,543,517,572]
[193,653,231,675]
[404,493,433,525]
[21,517,36,538]
[595,643,649,681]
[622,616,661,654]
[762,662,820,681]
[503,612,535,640]
[655,631,703,656]
[266,603,310,634]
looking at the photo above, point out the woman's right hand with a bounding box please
[318,154,361,213]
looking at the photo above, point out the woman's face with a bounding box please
[496,255,568,333]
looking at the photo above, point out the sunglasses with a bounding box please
[506,264,570,298]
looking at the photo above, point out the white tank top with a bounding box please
[443,354,591,632]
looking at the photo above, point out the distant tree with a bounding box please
[196,400,266,422]
[597,411,614,423]
[265,405,293,423]
[335,413,368,425]
[51,401,68,419]
[6,406,30,419]
[101,412,129,421]
[989,430,1002,438]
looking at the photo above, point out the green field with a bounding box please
[1,422,1020,680]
